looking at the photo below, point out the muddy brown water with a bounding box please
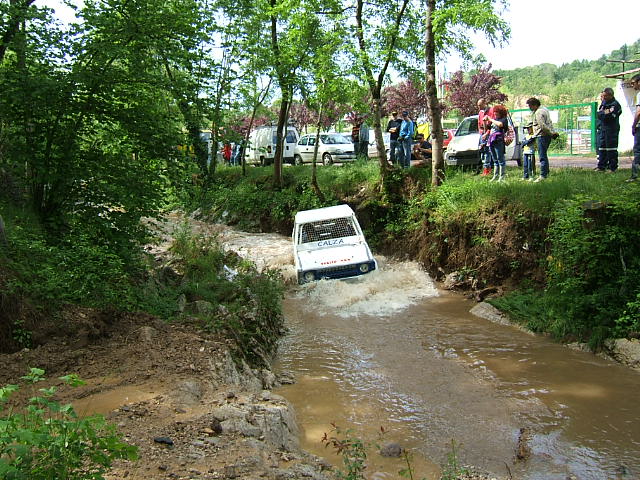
[213,223,640,479]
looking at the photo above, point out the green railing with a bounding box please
[511,102,598,155]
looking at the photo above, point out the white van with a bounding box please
[445,115,522,167]
[292,205,377,284]
[244,125,299,166]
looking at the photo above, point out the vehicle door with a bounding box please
[297,136,309,162]
[304,136,317,162]
[284,128,299,160]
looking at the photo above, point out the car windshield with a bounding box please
[455,118,479,137]
[320,134,351,145]
[299,217,357,243]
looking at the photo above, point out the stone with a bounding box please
[379,442,403,457]
[604,338,640,369]
[153,436,174,446]
[470,302,514,327]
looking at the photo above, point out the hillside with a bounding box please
[494,39,640,108]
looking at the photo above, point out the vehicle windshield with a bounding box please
[455,118,479,137]
[320,134,351,145]
[299,217,357,243]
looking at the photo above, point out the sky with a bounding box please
[445,0,640,73]
[47,0,639,74]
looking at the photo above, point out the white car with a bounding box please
[445,115,522,167]
[294,133,356,165]
[292,205,377,284]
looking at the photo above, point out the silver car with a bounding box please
[294,133,356,165]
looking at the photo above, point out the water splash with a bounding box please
[295,256,438,317]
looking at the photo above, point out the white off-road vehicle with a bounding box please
[292,205,377,284]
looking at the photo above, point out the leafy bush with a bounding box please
[0,368,137,480]
[170,227,285,366]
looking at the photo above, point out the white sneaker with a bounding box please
[534,176,545,183]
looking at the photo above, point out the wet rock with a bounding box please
[277,371,296,385]
[474,286,498,302]
[379,442,403,457]
[470,302,515,328]
[515,427,531,461]
[604,338,640,370]
[210,418,223,434]
[443,271,464,290]
[153,436,174,446]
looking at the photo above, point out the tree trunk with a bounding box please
[311,107,325,202]
[425,0,444,186]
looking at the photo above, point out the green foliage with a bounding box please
[439,440,469,480]
[3,214,143,312]
[543,193,640,346]
[614,293,640,338]
[322,424,370,480]
[0,369,137,480]
[170,227,285,366]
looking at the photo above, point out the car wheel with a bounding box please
[294,154,303,165]
[322,153,333,165]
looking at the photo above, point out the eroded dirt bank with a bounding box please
[0,308,334,480]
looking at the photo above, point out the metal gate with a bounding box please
[511,102,597,155]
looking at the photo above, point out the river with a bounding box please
[213,223,640,480]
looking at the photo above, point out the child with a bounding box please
[521,123,536,180]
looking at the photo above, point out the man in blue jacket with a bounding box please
[595,87,622,172]
[398,111,415,169]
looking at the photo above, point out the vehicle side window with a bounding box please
[308,138,316,146]
[299,217,357,243]
[286,131,297,142]
[456,118,479,136]
[299,137,308,146]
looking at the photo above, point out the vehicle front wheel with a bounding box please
[294,154,303,165]
[322,153,333,165]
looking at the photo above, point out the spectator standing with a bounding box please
[351,122,361,157]
[222,143,232,165]
[526,97,558,182]
[478,98,495,176]
[595,87,622,172]
[358,120,370,160]
[626,73,640,183]
[398,111,415,169]
[521,122,536,180]
[486,104,509,182]
[386,111,402,165]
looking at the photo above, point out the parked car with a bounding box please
[294,133,356,165]
[444,115,522,167]
[367,132,391,159]
[292,204,377,284]
[244,125,299,166]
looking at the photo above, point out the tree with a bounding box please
[0,0,211,247]
[382,79,429,120]
[442,64,508,117]
[424,0,510,186]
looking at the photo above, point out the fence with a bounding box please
[511,102,597,156]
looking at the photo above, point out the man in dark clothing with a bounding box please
[386,111,402,165]
[595,87,622,172]
[413,133,432,162]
